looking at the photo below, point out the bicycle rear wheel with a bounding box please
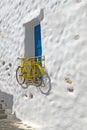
[32,65,42,87]
[16,67,25,85]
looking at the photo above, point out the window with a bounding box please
[34,24,42,57]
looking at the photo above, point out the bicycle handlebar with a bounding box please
[17,57,30,62]
[17,56,45,62]
[17,57,25,60]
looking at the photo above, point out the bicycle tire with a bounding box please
[32,65,42,87]
[16,66,25,85]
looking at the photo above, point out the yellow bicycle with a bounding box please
[16,56,45,87]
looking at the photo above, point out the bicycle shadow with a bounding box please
[20,74,52,96]
[21,83,29,89]
[39,74,52,95]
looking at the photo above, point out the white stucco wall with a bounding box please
[0,0,87,130]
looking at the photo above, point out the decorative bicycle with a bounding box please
[16,56,51,94]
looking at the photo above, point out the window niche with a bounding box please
[23,9,44,58]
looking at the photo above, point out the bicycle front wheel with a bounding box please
[32,65,42,87]
[16,67,25,85]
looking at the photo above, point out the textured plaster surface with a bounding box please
[0,0,87,130]
[0,119,34,130]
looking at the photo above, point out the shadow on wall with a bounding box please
[0,90,13,112]
[39,70,52,95]
[20,69,52,96]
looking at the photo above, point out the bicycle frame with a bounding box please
[16,56,51,93]
[18,56,45,80]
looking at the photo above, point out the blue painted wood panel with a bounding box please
[34,24,42,57]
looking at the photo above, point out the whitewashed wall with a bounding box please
[0,0,87,130]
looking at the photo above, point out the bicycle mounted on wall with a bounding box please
[16,56,51,94]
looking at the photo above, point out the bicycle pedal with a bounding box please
[23,72,27,74]
[25,81,32,84]
[25,79,32,83]
[28,80,32,83]
[19,74,23,76]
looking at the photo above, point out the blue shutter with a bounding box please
[34,24,42,57]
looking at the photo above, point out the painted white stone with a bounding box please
[0,0,87,130]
